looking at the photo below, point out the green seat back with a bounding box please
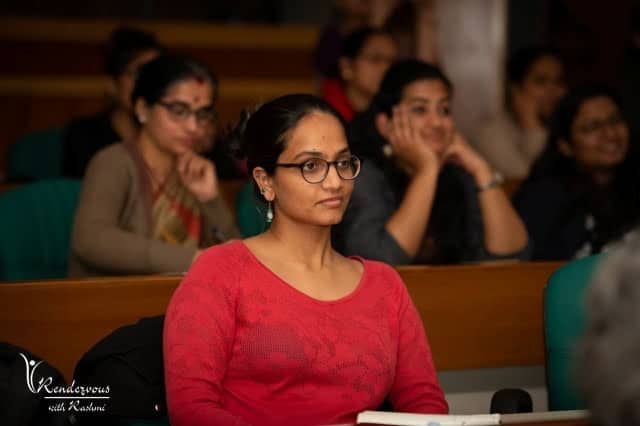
[0,179,81,281]
[544,253,603,410]
[8,127,64,180]
[235,182,269,238]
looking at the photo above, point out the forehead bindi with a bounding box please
[165,79,213,106]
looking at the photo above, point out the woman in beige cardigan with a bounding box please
[474,47,566,179]
[69,55,239,277]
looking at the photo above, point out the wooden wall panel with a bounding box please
[0,41,314,79]
[0,77,315,177]
[400,261,562,371]
[0,262,564,381]
[0,17,318,78]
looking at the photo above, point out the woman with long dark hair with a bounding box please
[323,26,397,122]
[514,84,640,260]
[334,59,529,264]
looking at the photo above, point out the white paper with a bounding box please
[356,411,501,426]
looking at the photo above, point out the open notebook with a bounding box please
[356,411,500,426]
[355,409,590,425]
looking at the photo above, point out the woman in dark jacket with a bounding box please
[514,84,640,260]
[334,59,530,265]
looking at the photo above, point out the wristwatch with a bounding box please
[477,171,504,193]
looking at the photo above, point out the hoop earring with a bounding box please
[266,201,273,223]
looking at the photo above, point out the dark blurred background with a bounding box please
[0,0,637,179]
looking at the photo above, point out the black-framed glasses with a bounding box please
[275,155,361,184]
[157,101,217,126]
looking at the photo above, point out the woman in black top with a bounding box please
[62,27,163,178]
[334,59,529,265]
[514,84,640,260]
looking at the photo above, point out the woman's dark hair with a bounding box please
[529,84,630,180]
[349,59,452,162]
[232,94,344,179]
[382,0,417,55]
[507,46,562,86]
[105,26,163,79]
[340,27,392,60]
[131,54,218,107]
[349,60,471,264]
[524,83,640,249]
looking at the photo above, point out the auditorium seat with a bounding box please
[8,127,63,180]
[0,179,81,281]
[235,181,268,237]
[544,254,603,410]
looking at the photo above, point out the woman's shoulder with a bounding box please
[82,143,136,186]
[356,259,414,309]
[359,258,405,288]
[192,240,269,279]
[89,142,132,167]
[194,240,249,269]
[177,241,251,292]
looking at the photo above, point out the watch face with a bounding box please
[478,172,503,192]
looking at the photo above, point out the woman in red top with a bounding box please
[163,94,448,426]
[323,27,397,122]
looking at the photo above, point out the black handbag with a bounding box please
[0,342,75,426]
[73,316,166,425]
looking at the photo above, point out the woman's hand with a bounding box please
[177,151,219,203]
[386,105,440,176]
[512,86,543,130]
[442,132,494,186]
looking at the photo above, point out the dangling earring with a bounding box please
[266,201,273,223]
[259,188,274,223]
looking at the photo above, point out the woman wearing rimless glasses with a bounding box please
[514,84,640,260]
[163,94,447,426]
[68,55,239,277]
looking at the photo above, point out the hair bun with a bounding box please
[226,108,254,160]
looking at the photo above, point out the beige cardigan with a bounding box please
[473,113,547,179]
[68,144,240,277]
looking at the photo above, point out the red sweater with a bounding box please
[322,78,355,123]
[164,241,447,426]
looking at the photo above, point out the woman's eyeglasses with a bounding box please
[157,101,217,126]
[275,155,361,184]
